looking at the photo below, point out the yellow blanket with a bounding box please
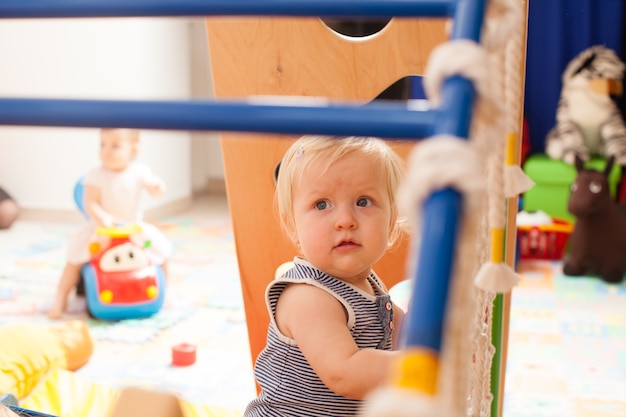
[22,369,242,417]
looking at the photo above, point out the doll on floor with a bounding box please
[48,128,172,319]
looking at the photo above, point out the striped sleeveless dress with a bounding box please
[244,257,395,417]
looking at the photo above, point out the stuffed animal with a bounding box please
[563,154,626,283]
[545,45,626,165]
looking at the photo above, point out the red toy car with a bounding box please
[81,224,165,320]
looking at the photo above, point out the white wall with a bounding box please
[189,19,224,193]
[0,17,223,212]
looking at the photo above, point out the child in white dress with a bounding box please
[48,128,172,319]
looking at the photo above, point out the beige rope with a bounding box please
[503,0,535,197]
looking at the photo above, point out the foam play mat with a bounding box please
[2,200,625,416]
[504,260,626,417]
[0,202,256,413]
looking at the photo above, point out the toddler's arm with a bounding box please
[84,184,114,228]
[275,284,399,400]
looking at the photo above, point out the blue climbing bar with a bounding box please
[0,98,438,139]
[0,0,454,19]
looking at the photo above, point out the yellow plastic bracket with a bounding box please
[392,349,439,395]
[490,228,505,263]
[505,132,517,166]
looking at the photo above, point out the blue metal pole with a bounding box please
[0,0,455,19]
[400,0,485,382]
[402,75,475,351]
[0,98,437,139]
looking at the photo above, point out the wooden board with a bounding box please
[205,17,447,367]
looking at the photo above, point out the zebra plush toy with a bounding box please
[545,45,626,165]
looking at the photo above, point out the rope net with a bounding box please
[363,1,532,416]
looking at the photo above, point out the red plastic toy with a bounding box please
[81,224,165,321]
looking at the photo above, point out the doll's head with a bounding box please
[275,135,406,255]
[99,128,140,172]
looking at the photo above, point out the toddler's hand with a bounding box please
[144,177,166,197]
[98,214,116,229]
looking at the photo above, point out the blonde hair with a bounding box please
[275,135,407,248]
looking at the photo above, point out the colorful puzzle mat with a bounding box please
[504,260,626,417]
[0,212,256,413]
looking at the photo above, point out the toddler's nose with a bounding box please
[335,207,357,230]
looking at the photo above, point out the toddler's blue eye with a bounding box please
[315,200,329,210]
[357,198,371,207]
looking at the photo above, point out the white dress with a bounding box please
[66,162,172,265]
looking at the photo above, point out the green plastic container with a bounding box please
[522,153,622,222]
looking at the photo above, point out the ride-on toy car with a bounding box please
[74,178,165,321]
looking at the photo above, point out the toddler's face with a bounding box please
[100,130,136,172]
[290,152,392,283]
